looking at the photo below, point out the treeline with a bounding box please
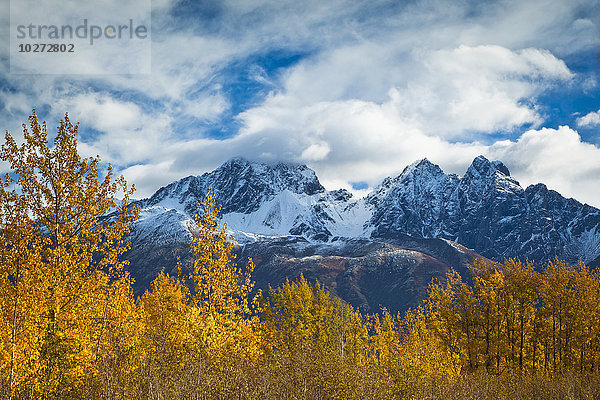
[1,113,600,399]
[430,259,600,375]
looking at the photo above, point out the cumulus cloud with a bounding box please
[239,43,573,145]
[181,91,229,122]
[577,109,600,127]
[52,93,173,164]
[122,94,486,197]
[488,126,600,206]
[122,98,600,207]
[120,162,183,199]
[301,142,330,162]
[393,45,572,137]
[1,0,599,206]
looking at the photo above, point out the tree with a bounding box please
[260,275,368,399]
[188,188,258,354]
[136,188,261,398]
[138,271,192,398]
[471,260,504,372]
[0,111,137,398]
[0,175,44,399]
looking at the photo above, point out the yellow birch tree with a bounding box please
[0,111,137,399]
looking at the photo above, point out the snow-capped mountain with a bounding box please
[370,156,600,264]
[123,156,600,310]
[131,156,600,264]
[140,157,325,214]
[135,157,370,242]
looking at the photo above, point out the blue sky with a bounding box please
[1,0,600,206]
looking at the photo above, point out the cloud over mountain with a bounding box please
[0,0,598,205]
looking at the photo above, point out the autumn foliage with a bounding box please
[428,258,600,375]
[1,112,600,399]
[0,112,137,399]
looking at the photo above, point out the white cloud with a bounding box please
[52,93,173,164]
[63,94,142,131]
[120,162,182,199]
[252,42,572,141]
[398,45,572,137]
[137,95,487,199]
[1,0,599,207]
[577,109,600,127]
[301,142,330,162]
[488,126,600,206]
[120,98,600,208]
[181,92,229,122]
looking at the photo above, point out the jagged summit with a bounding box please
[123,155,600,311]
[465,155,512,179]
[492,160,510,176]
[369,158,449,199]
[399,158,438,176]
[131,156,600,265]
[141,157,325,216]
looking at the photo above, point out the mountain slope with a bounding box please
[367,156,600,263]
[123,156,600,311]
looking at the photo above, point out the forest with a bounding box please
[2,113,600,399]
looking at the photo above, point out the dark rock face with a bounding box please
[123,156,600,313]
[140,235,483,313]
[367,156,600,264]
[367,159,460,239]
[246,237,474,313]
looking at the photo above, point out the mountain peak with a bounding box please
[468,155,494,176]
[466,155,512,178]
[217,157,318,180]
[400,158,436,176]
[135,154,600,268]
[380,158,445,188]
[221,156,251,167]
[145,157,326,216]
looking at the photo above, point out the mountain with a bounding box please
[123,156,600,312]
[140,157,326,216]
[366,156,600,264]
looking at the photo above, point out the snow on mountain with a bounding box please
[366,158,460,238]
[224,188,372,242]
[128,156,600,265]
[140,157,325,217]
[224,189,323,238]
